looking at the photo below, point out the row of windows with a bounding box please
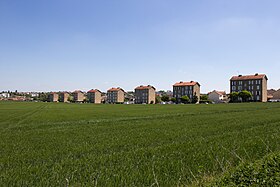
[232,80,262,86]
[173,86,193,91]
[174,90,193,95]
[232,85,261,91]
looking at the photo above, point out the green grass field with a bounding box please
[1,102,280,186]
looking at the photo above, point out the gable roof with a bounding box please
[135,85,156,90]
[173,81,200,87]
[230,74,267,81]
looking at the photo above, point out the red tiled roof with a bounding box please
[135,85,156,90]
[173,81,200,87]
[87,89,101,93]
[73,90,83,93]
[107,87,124,92]
[230,74,267,81]
[208,90,226,96]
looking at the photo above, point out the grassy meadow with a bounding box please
[1,102,280,186]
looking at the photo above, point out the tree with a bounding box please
[161,95,170,102]
[156,96,162,104]
[181,95,190,104]
[229,92,239,102]
[238,90,252,102]
[192,95,198,104]
[171,97,176,103]
[200,95,208,101]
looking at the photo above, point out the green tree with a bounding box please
[192,95,198,104]
[181,95,190,104]
[156,96,162,104]
[238,90,253,102]
[200,95,208,101]
[229,92,239,102]
[161,95,170,102]
[171,97,176,103]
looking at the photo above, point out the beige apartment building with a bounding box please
[87,89,102,103]
[173,81,201,103]
[134,85,156,104]
[107,87,125,104]
[59,92,69,102]
[48,92,59,102]
[73,90,85,102]
[230,73,268,102]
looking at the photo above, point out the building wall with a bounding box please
[148,88,156,104]
[49,93,59,102]
[119,90,125,103]
[230,78,267,102]
[107,90,124,103]
[262,78,268,102]
[134,88,155,104]
[88,91,102,103]
[73,92,84,102]
[193,84,200,103]
[59,93,69,102]
[272,90,280,99]
[173,84,200,103]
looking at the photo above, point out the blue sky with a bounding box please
[0,0,279,93]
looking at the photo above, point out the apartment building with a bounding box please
[230,73,268,102]
[59,92,69,102]
[107,87,125,104]
[173,81,201,103]
[87,89,102,104]
[134,85,156,104]
[73,90,85,102]
[48,92,59,102]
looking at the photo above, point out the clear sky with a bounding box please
[1,0,279,93]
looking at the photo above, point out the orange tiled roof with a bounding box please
[73,90,83,93]
[107,87,124,92]
[135,85,156,90]
[230,74,267,81]
[173,81,200,87]
[87,89,101,93]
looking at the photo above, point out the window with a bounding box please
[232,86,236,91]
[257,85,260,90]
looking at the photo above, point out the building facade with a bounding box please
[208,90,227,103]
[107,87,125,104]
[59,92,69,102]
[73,90,85,102]
[134,85,156,104]
[173,81,200,103]
[87,89,102,103]
[48,92,59,102]
[230,73,268,102]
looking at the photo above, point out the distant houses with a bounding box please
[173,81,200,103]
[230,73,268,102]
[208,90,227,103]
[39,72,279,104]
[87,89,102,104]
[134,85,156,104]
[107,87,125,104]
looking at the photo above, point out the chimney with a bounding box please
[180,81,183,83]
[238,75,242,77]
[255,73,258,76]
